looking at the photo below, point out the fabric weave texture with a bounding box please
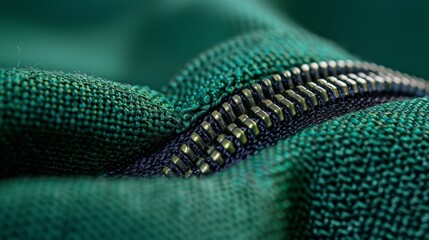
[1,99,429,239]
[0,0,428,239]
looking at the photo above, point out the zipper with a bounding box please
[108,60,429,178]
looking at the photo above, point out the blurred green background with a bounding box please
[279,0,429,82]
[1,0,428,89]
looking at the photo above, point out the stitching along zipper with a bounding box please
[109,60,429,178]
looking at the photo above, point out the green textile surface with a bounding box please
[0,0,302,88]
[0,69,179,176]
[0,29,353,176]
[1,0,429,239]
[1,99,429,239]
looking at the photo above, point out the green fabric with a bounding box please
[0,30,353,175]
[1,1,429,239]
[0,69,179,176]
[1,99,429,239]
[163,30,354,123]
[0,0,301,88]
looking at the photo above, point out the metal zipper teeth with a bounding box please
[162,60,429,177]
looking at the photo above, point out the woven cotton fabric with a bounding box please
[0,69,180,176]
[163,29,354,123]
[0,29,354,176]
[1,99,428,239]
[269,98,429,238]
[1,0,429,239]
